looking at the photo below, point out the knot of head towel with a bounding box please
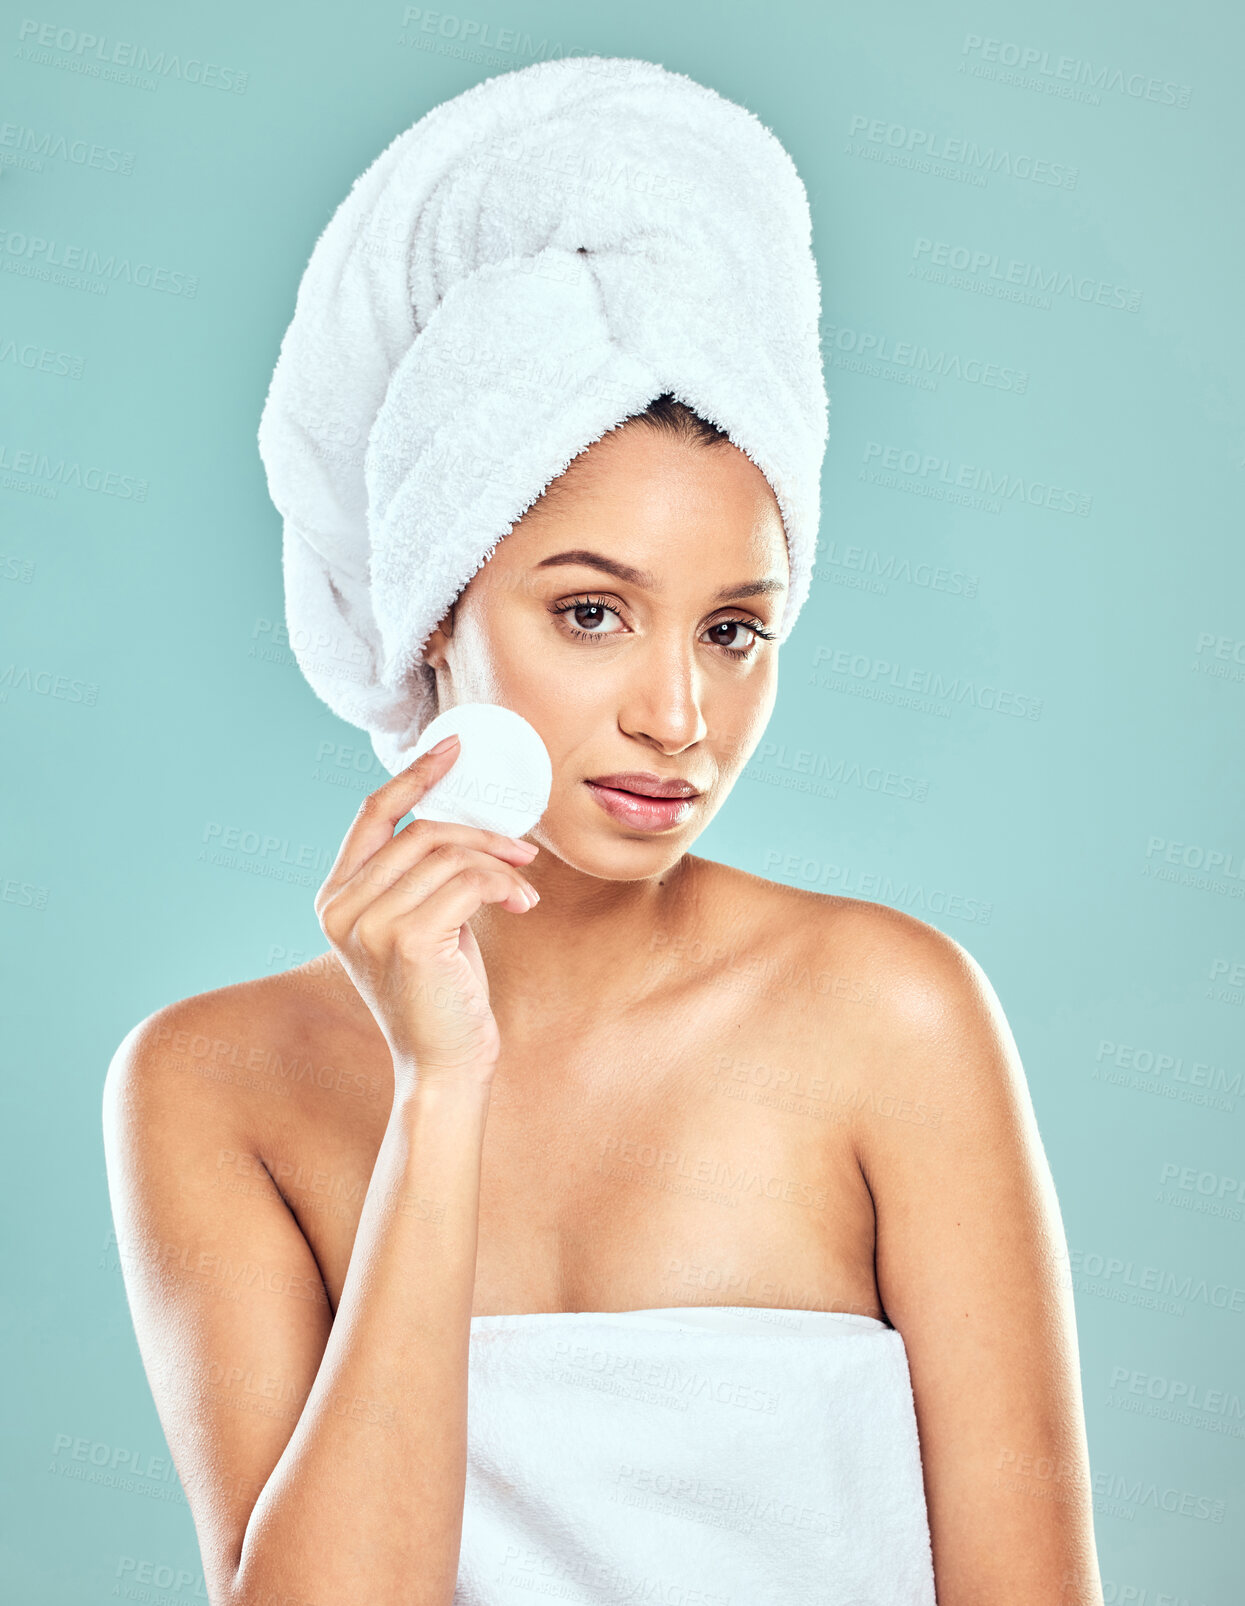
[257,56,829,774]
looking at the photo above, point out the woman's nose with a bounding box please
[615,635,709,753]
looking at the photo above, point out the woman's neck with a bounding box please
[470,850,705,1025]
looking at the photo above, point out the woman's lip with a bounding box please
[583,780,699,831]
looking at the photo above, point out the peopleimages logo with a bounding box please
[1091,1471,1224,1524]
[0,230,197,297]
[820,321,1028,395]
[763,849,993,927]
[15,18,249,92]
[846,114,1078,189]
[1093,1037,1241,1113]
[861,440,1092,517]
[813,541,979,602]
[1156,1162,1245,1221]
[959,33,1193,109]
[0,664,99,705]
[1071,1249,1245,1314]
[809,644,1044,723]
[912,237,1141,311]
[0,121,135,174]
[1108,1365,1245,1425]
[0,335,83,379]
[113,1558,209,1596]
[745,740,931,805]
[1144,836,1245,899]
[397,7,591,68]
[0,442,148,500]
[1193,630,1245,686]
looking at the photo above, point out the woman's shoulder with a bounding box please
[103,953,375,1124]
[691,855,1018,1126]
[686,854,1001,1071]
[690,852,981,984]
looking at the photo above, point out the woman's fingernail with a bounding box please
[428,734,459,755]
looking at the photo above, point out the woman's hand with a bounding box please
[314,735,540,1090]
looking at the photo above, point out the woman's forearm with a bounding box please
[231,1075,492,1606]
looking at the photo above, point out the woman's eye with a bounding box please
[706,619,759,652]
[559,600,624,637]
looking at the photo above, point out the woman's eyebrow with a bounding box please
[533,548,785,601]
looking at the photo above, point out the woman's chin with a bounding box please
[534,815,697,881]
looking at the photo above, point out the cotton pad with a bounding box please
[406,703,551,837]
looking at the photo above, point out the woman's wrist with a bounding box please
[390,1067,495,1124]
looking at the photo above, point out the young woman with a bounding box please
[103,57,1103,1606]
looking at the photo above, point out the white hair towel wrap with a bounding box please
[257,56,830,774]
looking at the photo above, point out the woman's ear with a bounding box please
[422,598,457,670]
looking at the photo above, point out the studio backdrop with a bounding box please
[1,1,1241,1602]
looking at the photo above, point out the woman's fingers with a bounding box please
[386,871,537,973]
[351,843,538,955]
[315,739,536,916]
[310,730,545,1079]
[317,738,462,902]
[320,816,537,935]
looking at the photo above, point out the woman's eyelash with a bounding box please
[550,595,776,656]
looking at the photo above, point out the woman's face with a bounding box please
[422,421,789,878]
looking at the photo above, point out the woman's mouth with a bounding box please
[583,773,701,832]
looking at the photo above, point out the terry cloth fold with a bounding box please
[258,57,830,774]
[455,1307,936,1603]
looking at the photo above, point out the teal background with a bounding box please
[2,0,1242,1599]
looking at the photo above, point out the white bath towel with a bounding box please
[257,57,829,774]
[456,1307,936,1604]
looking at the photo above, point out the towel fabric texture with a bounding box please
[455,1306,936,1604]
[257,56,829,774]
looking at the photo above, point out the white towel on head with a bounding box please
[257,56,830,774]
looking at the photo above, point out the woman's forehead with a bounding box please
[510,431,783,542]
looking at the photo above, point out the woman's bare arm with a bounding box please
[104,1001,492,1606]
[102,741,541,1606]
[844,906,1104,1606]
